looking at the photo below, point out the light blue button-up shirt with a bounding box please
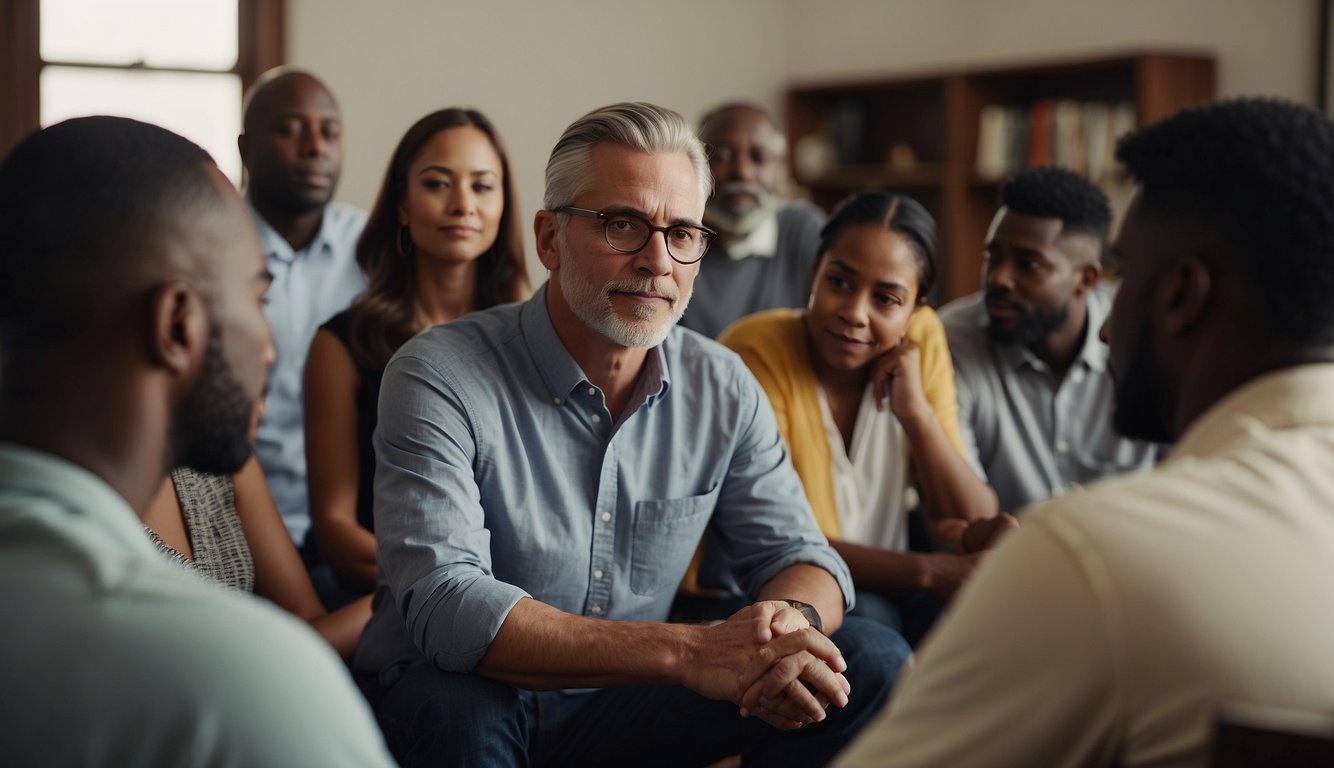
[356,284,852,679]
[0,444,395,766]
[940,283,1164,514]
[249,200,368,545]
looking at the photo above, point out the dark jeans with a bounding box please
[849,589,946,648]
[300,533,369,611]
[377,617,908,767]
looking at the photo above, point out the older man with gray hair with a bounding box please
[355,101,904,767]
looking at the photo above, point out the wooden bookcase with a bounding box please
[786,52,1216,303]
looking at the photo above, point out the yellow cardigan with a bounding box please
[718,307,965,540]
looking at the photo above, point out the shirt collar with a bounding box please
[0,443,158,558]
[720,213,779,261]
[1170,364,1334,461]
[245,195,336,263]
[520,282,672,406]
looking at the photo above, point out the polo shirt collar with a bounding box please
[245,195,337,263]
[520,283,672,406]
[0,443,158,558]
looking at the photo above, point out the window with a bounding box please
[0,0,283,183]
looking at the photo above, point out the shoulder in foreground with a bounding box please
[1020,459,1204,539]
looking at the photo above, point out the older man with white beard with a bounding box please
[355,101,904,768]
[678,102,826,339]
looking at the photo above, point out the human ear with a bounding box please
[1074,259,1104,297]
[534,210,561,272]
[150,280,207,379]
[1161,255,1212,336]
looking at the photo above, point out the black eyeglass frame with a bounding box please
[554,205,716,265]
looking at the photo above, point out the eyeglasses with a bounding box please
[555,206,715,265]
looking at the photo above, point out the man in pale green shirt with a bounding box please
[0,117,393,767]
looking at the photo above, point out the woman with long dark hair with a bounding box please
[304,108,529,594]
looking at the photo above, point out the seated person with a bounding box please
[240,69,368,551]
[0,116,392,766]
[679,102,825,338]
[143,457,371,659]
[354,102,906,767]
[304,107,529,597]
[939,166,1161,513]
[834,97,1334,768]
[719,191,1004,645]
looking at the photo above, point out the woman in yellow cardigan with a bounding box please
[719,191,1000,644]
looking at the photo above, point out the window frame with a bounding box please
[0,0,284,156]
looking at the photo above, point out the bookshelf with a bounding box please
[786,52,1216,302]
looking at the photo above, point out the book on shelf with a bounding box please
[975,100,1136,183]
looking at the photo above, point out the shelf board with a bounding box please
[798,163,947,190]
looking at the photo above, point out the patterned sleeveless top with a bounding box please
[145,468,255,592]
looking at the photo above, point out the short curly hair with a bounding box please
[999,165,1112,241]
[1116,97,1334,345]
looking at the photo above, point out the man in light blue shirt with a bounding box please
[357,102,905,767]
[239,68,368,548]
[0,117,393,767]
[940,167,1161,514]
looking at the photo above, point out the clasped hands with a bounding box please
[686,601,849,731]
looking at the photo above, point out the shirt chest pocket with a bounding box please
[629,483,721,596]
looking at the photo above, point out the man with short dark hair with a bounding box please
[940,166,1159,513]
[239,68,367,549]
[0,116,392,766]
[356,101,903,767]
[679,102,825,338]
[835,97,1334,767]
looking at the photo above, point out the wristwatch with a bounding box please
[782,599,823,633]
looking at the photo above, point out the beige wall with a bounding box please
[785,0,1317,101]
[289,0,787,280]
[291,0,1318,279]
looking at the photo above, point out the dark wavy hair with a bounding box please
[1116,97,1334,345]
[816,190,937,303]
[349,108,529,369]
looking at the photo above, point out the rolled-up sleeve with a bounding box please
[373,353,529,673]
[710,369,856,609]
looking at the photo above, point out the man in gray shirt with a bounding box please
[679,102,824,338]
[940,166,1160,513]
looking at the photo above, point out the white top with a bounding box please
[724,211,779,260]
[819,383,912,552]
[0,445,395,767]
[834,364,1334,768]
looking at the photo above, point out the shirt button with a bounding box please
[601,512,611,522]
[1056,439,1071,454]
[553,397,562,405]
[593,569,604,579]
[587,387,597,396]
[591,414,601,423]
[1071,369,1086,383]
[590,605,602,615]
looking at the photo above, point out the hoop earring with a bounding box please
[396,226,414,258]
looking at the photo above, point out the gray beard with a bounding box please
[559,270,692,349]
[705,186,780,237]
